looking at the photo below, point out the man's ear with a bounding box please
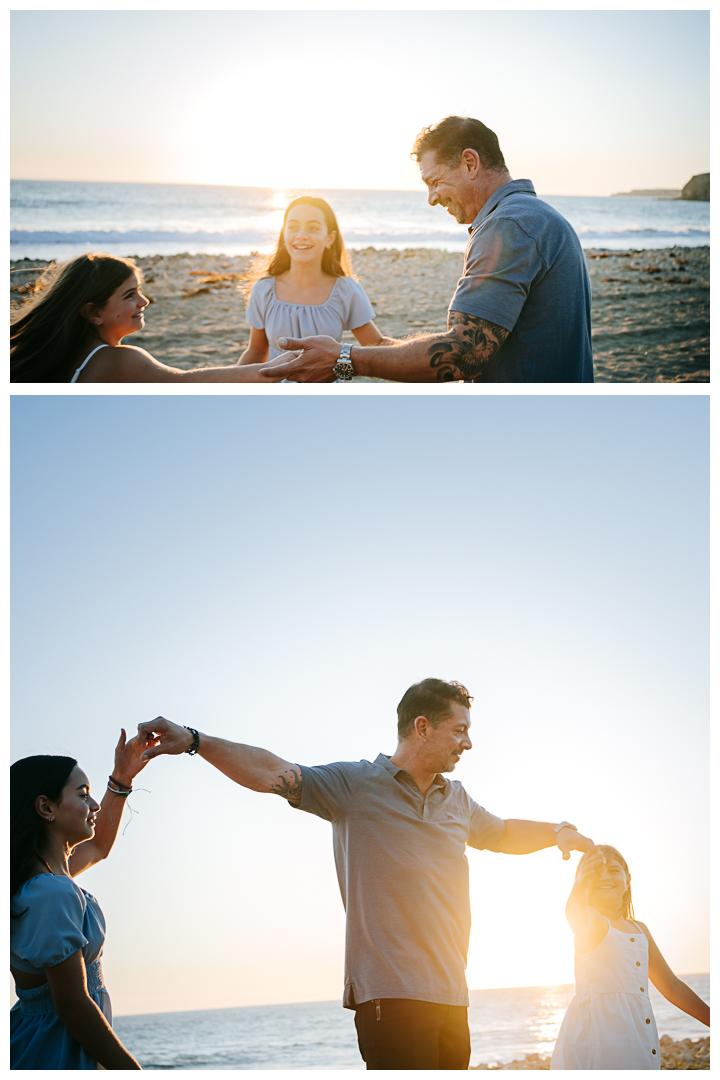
[461,148,481,178]
[414,715,430,740]
[80,302,101,325]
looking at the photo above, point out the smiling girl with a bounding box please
[551,845,709,1070]
[10,253,283,382]
[10,731,159,1069]
[238,196,390,379]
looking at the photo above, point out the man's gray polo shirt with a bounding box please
[449,179,594,382]
[292,753,505,1009]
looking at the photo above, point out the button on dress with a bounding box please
[551,918,660,1069]
[10,874,112,1070]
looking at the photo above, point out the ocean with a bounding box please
[113,974,710,1070]
[10,180,710,263]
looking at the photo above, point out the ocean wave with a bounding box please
[11,224,709,248]
[10,227,468,245]
[574,227,709,238]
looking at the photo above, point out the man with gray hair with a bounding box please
[261,116,594,383]
[138,678,593,1069]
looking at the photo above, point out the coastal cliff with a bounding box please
[681,174,709,201]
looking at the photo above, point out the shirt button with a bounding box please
[640,988,644,992]
[646,1019,651,1024]
[652,1050,656,1055]
[636,962,641,967]
[630,937,635,942]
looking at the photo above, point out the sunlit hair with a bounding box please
[411,115,508,173]
[268,196,352,279]
[576,844,635,920]
[397,678,473,740]
[10,755,78,916]
[10,252,143,383]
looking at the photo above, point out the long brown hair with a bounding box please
[10,252,143,383]
[576,844,635,920]
[267,196,352,279]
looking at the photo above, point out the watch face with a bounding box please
[333,361,353,380]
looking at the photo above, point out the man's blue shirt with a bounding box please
[448,180,594,382]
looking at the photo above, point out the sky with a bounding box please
[10,394,709,1018]
[10,10,709,195]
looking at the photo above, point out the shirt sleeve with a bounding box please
[468,801,506,851]
[245,278,271,329]
[12,876,88,969]
[343,278,375,330]
[292,761,359,822]
[448,216,545,333]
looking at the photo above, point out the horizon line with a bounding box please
[10,177,629,199]
[111,972,710,1019]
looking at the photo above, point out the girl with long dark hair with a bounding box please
[10,730,159,1069]
[238,196,390,377]
[10,253,285,383]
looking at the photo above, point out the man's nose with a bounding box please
[428,189,440,206]
[462,735,472,750]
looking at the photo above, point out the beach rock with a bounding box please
[659,1035,710,1069]
[471,1036,708,1070]
[681,174,709,201]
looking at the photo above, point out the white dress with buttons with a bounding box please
[551,918,661,1069]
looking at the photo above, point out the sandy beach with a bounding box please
[11,246,709,382]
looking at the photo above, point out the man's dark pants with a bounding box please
[354,998,471,1069]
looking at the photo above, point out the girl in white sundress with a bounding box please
[551,845,709,1070]
[238,196,391,379]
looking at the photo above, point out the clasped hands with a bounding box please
[260,335,343,383]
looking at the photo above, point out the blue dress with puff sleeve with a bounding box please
[10,873,112,1070]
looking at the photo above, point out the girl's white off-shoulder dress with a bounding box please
[551,918,661,1069]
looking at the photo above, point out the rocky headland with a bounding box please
[681,174,709,201]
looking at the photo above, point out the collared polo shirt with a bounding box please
[448,179,594,382]
[292,753,505,1009]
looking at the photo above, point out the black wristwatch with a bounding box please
[332,343,354,381]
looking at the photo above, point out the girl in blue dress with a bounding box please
[10,730,158,1069]
[238,196,391,376]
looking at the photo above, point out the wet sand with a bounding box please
[10,246,709,382]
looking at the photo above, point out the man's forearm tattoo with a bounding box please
[270,768,303,805]
[428,311,510,382]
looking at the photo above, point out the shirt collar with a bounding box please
[468,178,537,234]
[375,753,448,788]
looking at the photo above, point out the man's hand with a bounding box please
[138,716,194,761]
[260,336,342,382]
[556,826,594,861]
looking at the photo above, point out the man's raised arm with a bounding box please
[486,820,594,860]
[137,717,302,804]
[259,310,510,383]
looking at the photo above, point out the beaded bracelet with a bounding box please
[183,726,201,755]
